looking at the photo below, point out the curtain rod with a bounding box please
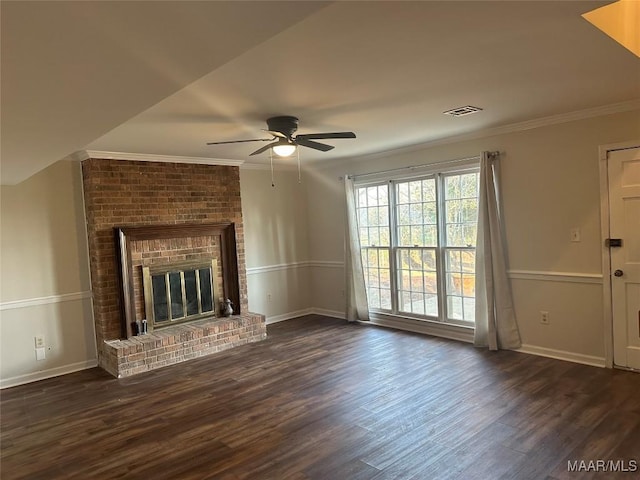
[346,151,501,180]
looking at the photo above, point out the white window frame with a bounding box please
[354,158,480,330]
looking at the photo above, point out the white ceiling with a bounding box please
[2,1,639,185]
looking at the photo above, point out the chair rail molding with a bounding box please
[247,262,604,285]
[246,260,344,275]
[0,291,92,311]
[507,270,603,284]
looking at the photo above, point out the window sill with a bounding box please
[360,312,474,343]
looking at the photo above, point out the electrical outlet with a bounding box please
[267,293,272,303]
[570,228,581,242]
[540,311,550,325]
[35,347,46,361]
[34,336,45,348]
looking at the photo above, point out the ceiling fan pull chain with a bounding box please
[270,149,275,187]
[297,148,301,184]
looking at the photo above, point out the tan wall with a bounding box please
[240,168,311,320]
[240,168,309,268]
[305,109,640,359]
[0,160,96,386]
[1,160,90,300]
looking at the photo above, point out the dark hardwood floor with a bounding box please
[1,315,639,479]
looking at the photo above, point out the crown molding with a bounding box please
[486,99,640,135]
[313,99,640,171]
[71,150,244,167]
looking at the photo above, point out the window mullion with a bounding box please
[388,180,399,315]
[435,173,448,323]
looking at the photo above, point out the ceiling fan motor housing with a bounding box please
[267,116,299,138]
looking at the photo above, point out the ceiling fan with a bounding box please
[206,116,356,157]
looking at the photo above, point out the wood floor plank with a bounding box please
[1,315,639,479]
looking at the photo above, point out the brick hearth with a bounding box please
[102,313,266,378]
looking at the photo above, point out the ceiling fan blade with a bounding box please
[261,129,287,139]
[207,138,272,145]
[295,132,356,140]
[295,138,335,152]
[249,141,279,156]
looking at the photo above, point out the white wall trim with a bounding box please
[311,308,346,319]
[71,150,244,167]
[246,260,345,275]
[266,308,315,324]
[0,309,599,389]
[516,344,606,368]
[0,359,98,389]
[308,261,344,269]
[0,291,92,311]
[264,308,345,324]
[262,309,608,369]
[507,270,603,284]
[312,99,640,170]
[246,261,311,275]
[247,262,605,285]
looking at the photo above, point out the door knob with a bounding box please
[614,269,624,277]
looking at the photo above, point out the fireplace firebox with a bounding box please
[116,222,240,339]
[142,260,219,331]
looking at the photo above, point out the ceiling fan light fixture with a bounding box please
[272,142,296,157]
[207,115,355,157]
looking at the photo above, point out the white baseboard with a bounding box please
[0,359,98,389]
[265,308,315,324]
[516,344,606,368]
[266,308,345,324]
[311,308,346,319]
[0,318,606,390]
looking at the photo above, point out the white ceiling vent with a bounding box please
[443,105,483,117]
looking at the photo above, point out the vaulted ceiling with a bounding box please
[2,1,639,185]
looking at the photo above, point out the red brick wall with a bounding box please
[82,158,248,370]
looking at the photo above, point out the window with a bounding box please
[355,165,480,325]
[357,185,391,310]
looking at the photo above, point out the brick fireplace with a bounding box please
[82,156,266,377]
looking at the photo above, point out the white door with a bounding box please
[609,146,640,370]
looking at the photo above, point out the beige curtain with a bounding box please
[474,152,521,350]
[344,177,370,322]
